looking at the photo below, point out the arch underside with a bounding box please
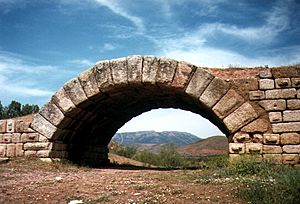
[30,56,263,166]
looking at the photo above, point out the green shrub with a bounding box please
[132,150,160,166]
[238,166,300,204]
[110,145,137,159]
[158,144,191,169]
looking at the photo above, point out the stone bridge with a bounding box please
[0,56,299,166]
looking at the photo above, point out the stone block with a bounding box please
[78,67,100,99]
[0,134,2,143]
[224,102,258,133]
[265,88,297,99]
[275,78,291,88]
[282,154,299,165]
[3,133,12,143]
[287,99,300,109]
[24,142,50,151]
[246,143,262,154]
[6,144,15,157]
[15,119,34,133]
[38,134,49,142]
[24,151,36,157]
[0,120,6,133]
[21,133,39,143]
[282,145,300,154]
[30,114,60,139]
[12,133,21,143]
[0,144,6,157]
[259,69,272,78]
[110,57,128,85]
[39,102,72,128]
[291,78,300,87]
[233,132,250,143]
[63,78,88,106]
[249,91,265,100]
[185,68,214,99]
[15,143,23,157]
[259,100,286,111]
[51,88,81,117]
[171,61,194,89]
[127,56,143,84]
[272,67,300,78]
[241,118,269,133]
[229,143,245,154]
[94,60,113,90]
[253,134,263,143]
[52,143,67,151]
[156,58,177,85]
[232,78,258,92]
[200,77,229,108]
[281,133,300,144]
[213,89,244,119]
[272,122,300,133]
[283,110,300,122]
[263,134,280,144]
[142,56,159,84]
[269,112,282,123]
[37,150,50,157]
[263,145,282,154]
[263,154,282,164]
[259,79,274,90]
[6,119,15,133]
[298,89,300,98]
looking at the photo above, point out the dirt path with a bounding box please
[0,159,245,204]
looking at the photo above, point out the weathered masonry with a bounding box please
[0,56,299,166]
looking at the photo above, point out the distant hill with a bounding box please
[177,136,228,156]
[113,131,200,147]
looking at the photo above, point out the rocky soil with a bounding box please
[0,158,245,204]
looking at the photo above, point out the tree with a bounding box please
[7,100,21,118]
[0,101,3,119]
[21,104,40,115]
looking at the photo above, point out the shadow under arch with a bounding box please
[30,56,261,166]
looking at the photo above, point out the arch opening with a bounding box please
[30,56,263,166]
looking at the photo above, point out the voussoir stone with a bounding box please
[171,61,194,89]
[185,68,214,99]
[110,57,128,85]
[127,56,143,84]
[142,56,159,84]
[64,78,88,106]
[78,67,99,99]
[30,114,60,139]
[200,77,229,108]
[156,58,177,85]
[94,60,113,90]
[213,89,244,119]
[39,102,71,128]
[224,102,258,133]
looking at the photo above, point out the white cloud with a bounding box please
[0,51,69,105]
[93,0,145,32]
[118,108,224,138]
[68,59,94,67]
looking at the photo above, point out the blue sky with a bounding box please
[0,0,300,137]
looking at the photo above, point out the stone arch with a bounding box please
[30,56,263,166]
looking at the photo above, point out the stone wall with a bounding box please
[228,68,300,164]
[0,56,299,166]
[0,115,68,161]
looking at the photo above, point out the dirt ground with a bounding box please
[0,158,245,204]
